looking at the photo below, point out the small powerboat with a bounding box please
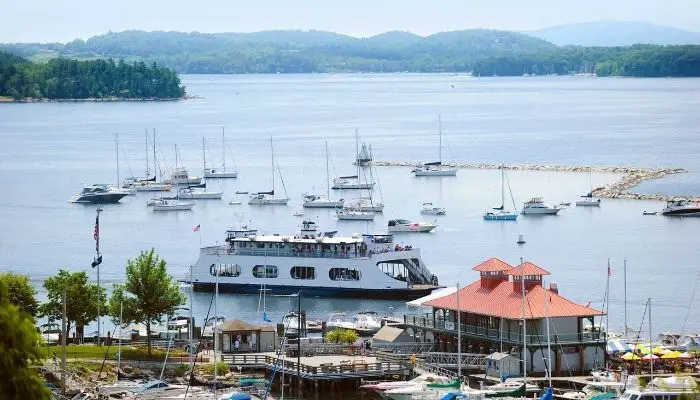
[661,200,700,217]
[521,197,561,215]
[387,219,437,232]
[326,312,355,331]
[643,211,657,216]
[421,202,446,215]
[70,184,129,204]
[151,199,195,211]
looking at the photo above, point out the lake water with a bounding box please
[0,74,698,338]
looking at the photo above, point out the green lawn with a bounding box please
[43,344,189,361]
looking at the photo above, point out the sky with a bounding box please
[3,0,700,43]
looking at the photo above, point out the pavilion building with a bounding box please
[403,258,606,376]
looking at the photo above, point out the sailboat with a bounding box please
[337,130,375,220]
[248,138,290,205]
[413,116,457,177]
[576,167,601,207]
[345,161,385,212]
[128,129,171,192]
[355,142,372,166]
[203,127,238,179]
[483,167,518,221]
[115,134,135,195]
[303,141,344,208]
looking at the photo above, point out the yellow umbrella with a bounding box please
[622,352,641,361]
[653,346,668,355]
[661,350,682,359]
[635,344,650,354]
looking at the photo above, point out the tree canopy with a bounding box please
[0,53,185,100]
[39,269,106,342]
[2,29,699,77]
[0,272,39,318]
[108,249,185,354]
[0,281,51,400]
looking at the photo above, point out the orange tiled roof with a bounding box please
[472,257,514,272]
[507,261,551,276]
[425,279,602,319]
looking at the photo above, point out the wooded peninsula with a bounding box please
[0,51,186,101]
[2,29,699,78]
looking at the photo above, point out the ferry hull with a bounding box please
[192,282,436,300]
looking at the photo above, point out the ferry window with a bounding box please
[210,263,241,277]
[329,267,361,281]
[253,265,279,278]
[376,260,410,281]
[291,266,316,280]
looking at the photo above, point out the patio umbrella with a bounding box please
[652,346,668,355]
[661,351,682,359]
[622,352,641,361]
[642,354,659,360]
[635,344,651,354]
[679,352,694,359]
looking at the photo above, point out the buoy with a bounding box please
[517,234,526,244]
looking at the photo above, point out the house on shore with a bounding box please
[402,258,606,376]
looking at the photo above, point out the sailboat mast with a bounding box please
[152,129,157,181]
[501,167,505,209]
[202,137,206,173]
[438,115,442,163]
[326,141,330,199]
[520,257,527,382]
[624,259,628,337]
[270,138,274,192]
[145,129,150,178]
[222,127,226,172]
[115,133,120,187]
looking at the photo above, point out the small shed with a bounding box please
[484,352,520,379]
[372,326,414,344]
[219,319,276,353]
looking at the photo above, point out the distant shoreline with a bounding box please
[0,95,197,103]
[373,161,697,202]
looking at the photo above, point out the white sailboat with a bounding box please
[483,167,518,221]
[576,168,601,207]
[166,187,223,200]
[412,115,457,177]
[203,128,238,179]
[248,138,290,205]
[355,142,372,166]
[127,129,171,192]
[304,141,344,208]
[337,130,375,220]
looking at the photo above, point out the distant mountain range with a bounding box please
[528,21,700,46]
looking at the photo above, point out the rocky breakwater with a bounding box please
[373,161,695,202]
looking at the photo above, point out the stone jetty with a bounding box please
[372,161,697,202]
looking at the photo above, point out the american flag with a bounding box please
[409,223,419,231]
[193,224,201,232]
[93,214,99,253]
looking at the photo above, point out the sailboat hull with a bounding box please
[303,200,344,208]
[204,170,238,179]
[413,168,457,177]
[248,197,290,205]
[483,213,518,221]
[332,182,375,190]
[336,211,375,220]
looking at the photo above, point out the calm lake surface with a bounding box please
[0,74,698,337]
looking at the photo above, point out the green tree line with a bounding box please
[2,30,700,77]
[0,53,186,100]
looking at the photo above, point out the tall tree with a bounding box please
[109,249,185,355]
[0,281,51,400]
[40,269,105,342]
[0,272,39,317]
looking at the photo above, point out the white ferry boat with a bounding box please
[190,221,441,299]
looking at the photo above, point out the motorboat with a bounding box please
[331,175,374,190]
[562,382,625,400]
[576,194,601,207]
[70,184,129,204]
[387,219,437,233]
[166,188,223,200]
[412,116,457,177]
[151,199,195,211]
[619,377,697,400]
[383,378,462,400]
[345,197,384,212]
[353,311,382,335]
[303,194,344,208]
[306,319,323,333]
[643,211,657,215]
[661,200,700,217]
[421,202,446,215]
[336,208,375,221]
[361,373,451,393]
[248,192,290,205]
[521,197,562,215]
[327,312,355,331]
[486,381,540,395]
[163,167,202,186]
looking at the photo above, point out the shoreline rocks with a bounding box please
[372,161,698,202]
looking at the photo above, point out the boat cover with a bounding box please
[485,384,526,398]
[427,379,461,389]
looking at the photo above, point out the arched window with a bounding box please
[253,265,279,278]
[291,266,316,280]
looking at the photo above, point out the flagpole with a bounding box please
[95,207,103,345]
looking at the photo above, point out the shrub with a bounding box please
[324,329,359,345]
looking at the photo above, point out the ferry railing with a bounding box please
[200,246,366,260]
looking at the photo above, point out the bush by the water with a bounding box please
[199,361,229,376]
[324,329,359,345]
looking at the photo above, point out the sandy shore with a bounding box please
[372,161,698,202]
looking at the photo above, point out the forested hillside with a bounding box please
[2,29,700,77]
[0,53,185,100]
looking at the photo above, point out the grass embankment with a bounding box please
[44,344,188,361]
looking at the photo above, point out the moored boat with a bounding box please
[661,200,700,217]
[151,199,195,211]
[421,202,446,215]
[70,184,128,204]
[521,197,561,215]
[387,219,437,232]
[190,221,440,299]
[336,208,375,220]
[412,116,457,177]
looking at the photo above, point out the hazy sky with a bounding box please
[3,0,699,43]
